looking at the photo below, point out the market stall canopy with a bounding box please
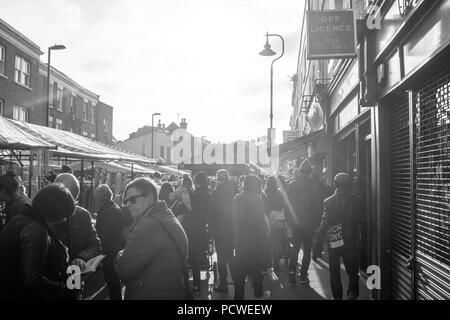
[278,130,324,162]
[70,161,156,175]
[0,117,56,150]
[154,165,190,177]
[10,119,156,164]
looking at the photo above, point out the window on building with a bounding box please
[160,146,165,159]
[56,119,63,130]
[69,127,75,133]
[70,94,75,115]
[91,133,96,139]
[14,56,31,87]
[103,118,108,132]
[167,147,171,163]
[0,44,5,76]
[91,104,96,124]
[56,87,63,111]
[48,115,53,126]
[13,106,29,122]
[82,131,89,137]
[0,98,4,116]
[83,100,88,121]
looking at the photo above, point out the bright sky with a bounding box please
[1,0,305,144]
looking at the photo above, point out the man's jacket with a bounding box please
[315,188,366,253]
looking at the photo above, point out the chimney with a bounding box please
[180,118,188,130]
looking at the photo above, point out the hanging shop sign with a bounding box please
[307,10,357,60]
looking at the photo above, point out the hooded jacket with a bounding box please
[116,200,188,300]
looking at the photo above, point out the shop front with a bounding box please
[373,0,450,300]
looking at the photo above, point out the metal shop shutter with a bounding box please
[391,97,413,300]
[414,72,450,300]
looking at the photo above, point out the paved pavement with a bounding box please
[194,252,372,301]
[86,250,372,300]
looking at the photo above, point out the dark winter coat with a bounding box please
[3,193,32,226]
[265,189,284,213]
[209,181,235,243]
[184,186,210,254]
[232,192,269,255]
[285,174,321,231]
[52,206,102,262]
[116,200,188,300]
[315,188,365,253]
[0,210,76,300]
[95,200,126,257]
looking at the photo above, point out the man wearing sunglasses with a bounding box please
[116,177,188,300]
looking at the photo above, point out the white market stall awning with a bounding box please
[10,119,156,164]
[154,165,190,177]
[70,161,156,175]
[0,116,56,150]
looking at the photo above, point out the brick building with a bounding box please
[0,18,115,145]
[0,18,43,124]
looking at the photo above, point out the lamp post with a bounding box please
[259,32,284,143]
[46,44,66,127]
[151,113,161,159]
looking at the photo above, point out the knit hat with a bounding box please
[299,159,313,175]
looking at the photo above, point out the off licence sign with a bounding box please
[307,10,357,59]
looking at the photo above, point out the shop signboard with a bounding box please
[307,10,357,60]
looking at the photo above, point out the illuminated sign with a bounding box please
[307,10,357,60]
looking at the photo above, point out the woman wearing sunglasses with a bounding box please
[116,177,189,300]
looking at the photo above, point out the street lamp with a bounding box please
[259,32,284,142]
[151,113,161,159]
[46,44,66,127]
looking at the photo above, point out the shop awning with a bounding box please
[0,117,56,150]
[10,119,156,164]
[279,130,324,162]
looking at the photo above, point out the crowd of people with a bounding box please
[0,159,365,301]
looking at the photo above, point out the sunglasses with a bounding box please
[123,193,148,206]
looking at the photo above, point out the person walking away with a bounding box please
[159,182,176,208]
[184,172,210,294]
[233,175,270,300]
[285,160,321,285]
[209,169,236,293]
[313,173,366,300]
[94,185,127,300]
[116,178,188,300]
[265,176,286,274]
[0,184,78,300]
[52,174,102,277]
[0,172,32,226]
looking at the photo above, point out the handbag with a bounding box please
[157,220,194,300]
